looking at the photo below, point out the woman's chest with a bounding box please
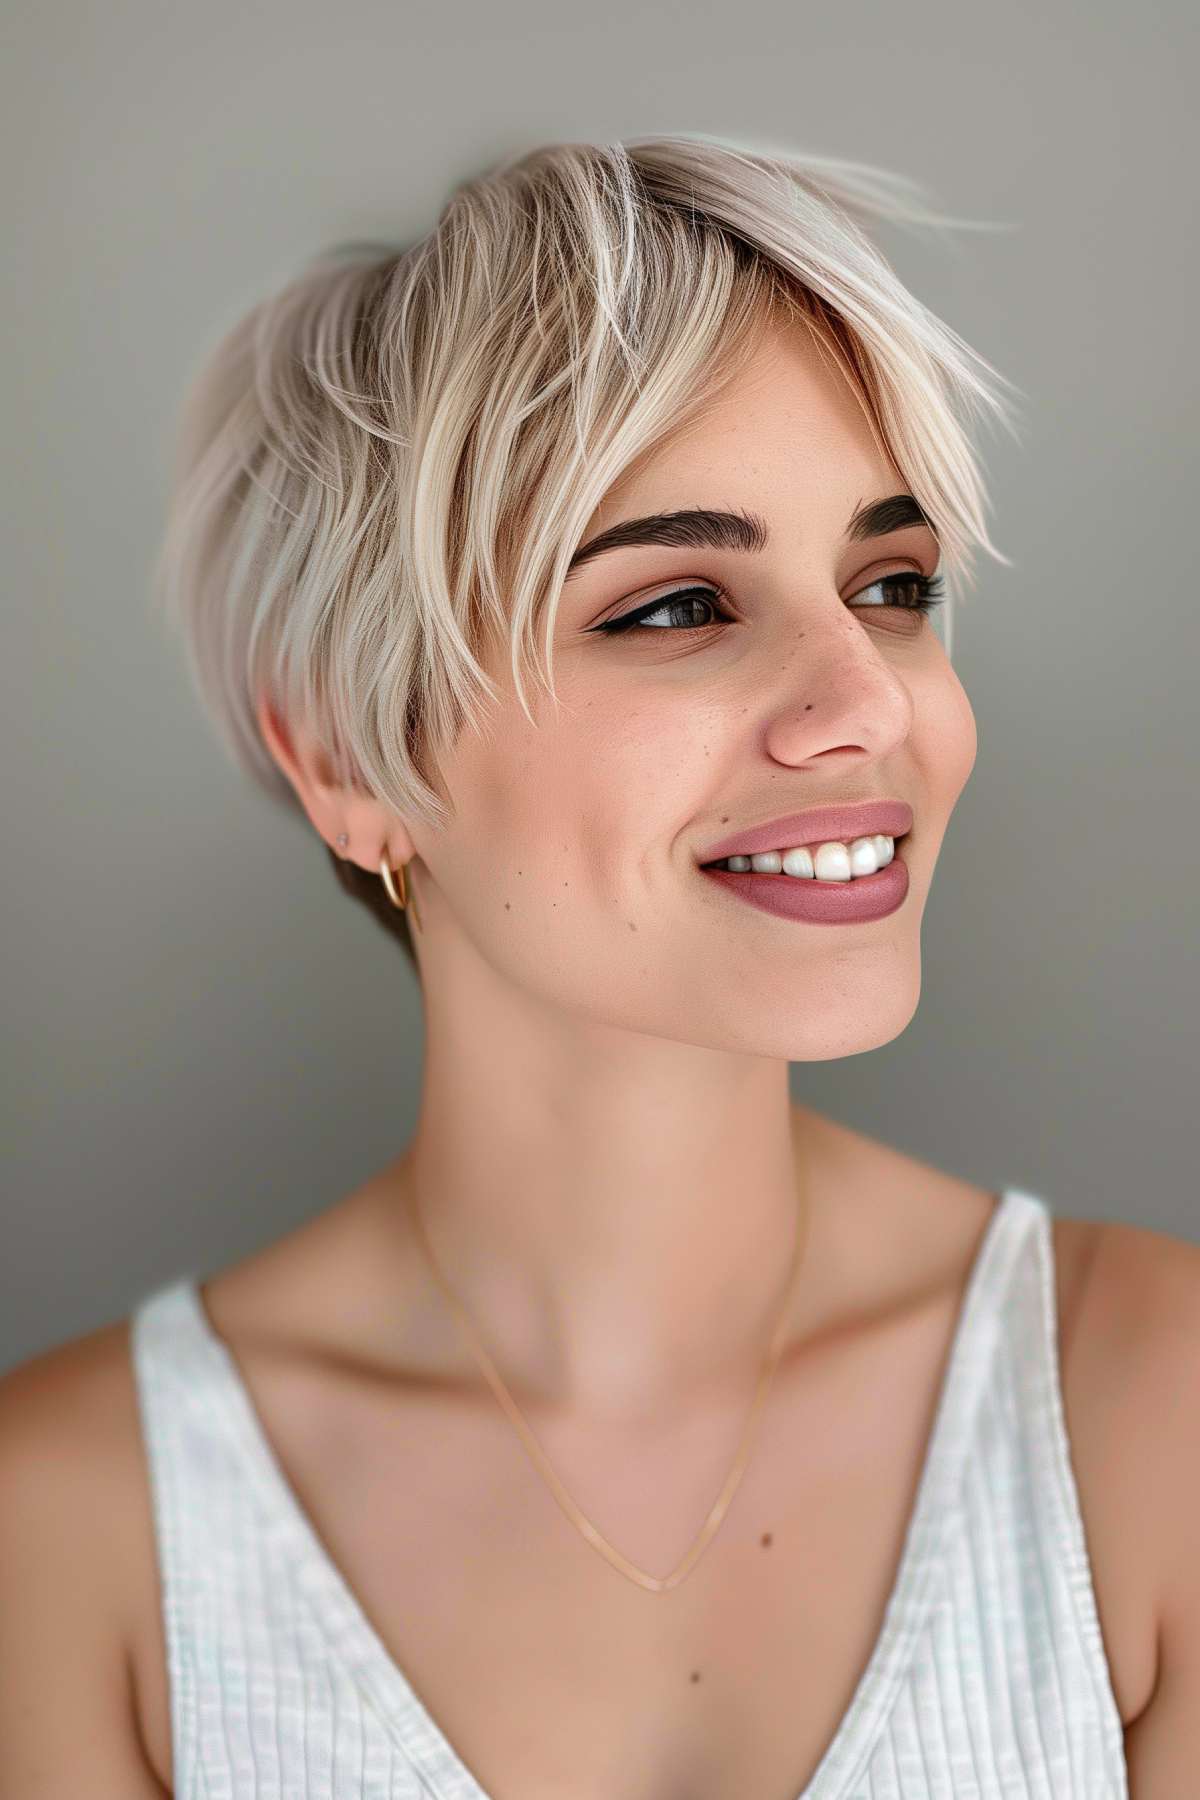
[290,1361,950,1798]
[244,1341,960,1791]
[130,1218,1154,1796]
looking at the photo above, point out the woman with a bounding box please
[1,134,1194,1797]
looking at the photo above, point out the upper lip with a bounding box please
[697,800,913,864]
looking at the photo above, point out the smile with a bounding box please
[703,833,898,882]
[699,834,911,924]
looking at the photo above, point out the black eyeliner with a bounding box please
[590,573,944,636]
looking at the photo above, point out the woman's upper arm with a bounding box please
[0,1330,171,1797]
[1111,1221,1200,1794]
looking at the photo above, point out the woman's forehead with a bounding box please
[575,344,901,551]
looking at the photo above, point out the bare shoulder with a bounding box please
[1059,1209,1200,1504]
[1076,1212,1200,1565]
[1074,1209,1200,1347]
[0,1314,153,1590]
[1008,1202,1200,1696]
[1067,1211,1200,1786]
[0,1318,170,1793]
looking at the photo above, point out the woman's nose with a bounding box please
[760,612,914,764]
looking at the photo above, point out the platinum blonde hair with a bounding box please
[150,131,1022,975]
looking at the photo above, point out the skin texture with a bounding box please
[258,314,976,1424]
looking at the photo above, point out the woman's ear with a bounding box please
[256,692,304,789]
[254,691,417,872]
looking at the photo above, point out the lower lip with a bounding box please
[699,841,910,924]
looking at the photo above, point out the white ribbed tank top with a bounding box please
[129,1188,1129,1798]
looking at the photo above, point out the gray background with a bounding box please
[3,0,1196,1371]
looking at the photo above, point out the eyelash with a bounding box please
[592,572,945,636]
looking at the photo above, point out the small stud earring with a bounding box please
[336,832,349,853]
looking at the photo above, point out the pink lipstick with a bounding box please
[696,799,913,926]
[699,848,909,924]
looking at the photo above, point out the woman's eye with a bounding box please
[851,571,945,617]
[591,572,944,636]
[592,587,730,635]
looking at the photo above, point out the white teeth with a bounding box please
[782,845,815,878]
[726,834,897,882]
[814,842,852,881]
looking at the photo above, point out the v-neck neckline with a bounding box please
[172,1187,1032,1800]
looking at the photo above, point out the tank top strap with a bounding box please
[132,1273,293,1513]
[985,1188,1125,1715]
[936,1186,1098,1567]
[812,1189,1127,1798]
[130,1274,339,1798]
[907,1188,1046,1531]
[130,1276,221,1796]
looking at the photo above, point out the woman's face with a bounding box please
[409,317,978,1061]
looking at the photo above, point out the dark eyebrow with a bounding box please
[564,493,935,579]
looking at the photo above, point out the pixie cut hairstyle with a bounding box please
[151,132,1020,978]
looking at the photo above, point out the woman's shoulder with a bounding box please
[1056,1204,1200,1771]
[1058,1205,1200,1566]
[832,1120,1199,1739]
[0,1311,156,1581]
[0,1314,171,1792]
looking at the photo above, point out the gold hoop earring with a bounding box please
[380,849,422,934]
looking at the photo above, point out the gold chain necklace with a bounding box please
[402,1156,810,1593]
